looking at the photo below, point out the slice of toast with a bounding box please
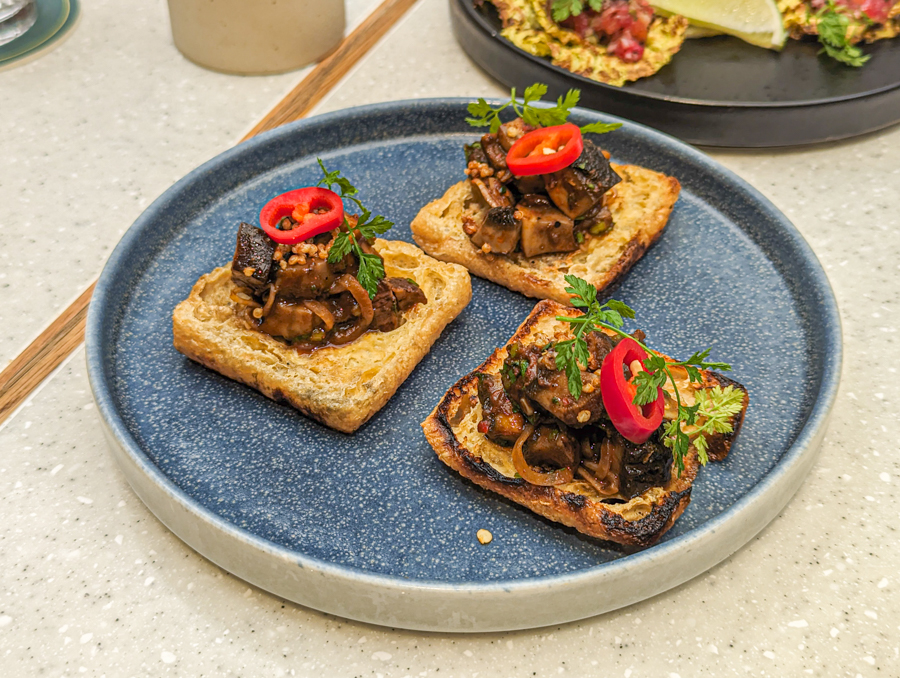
[173,239,472,433]
[410,164,680,305]
[422,300,748,548]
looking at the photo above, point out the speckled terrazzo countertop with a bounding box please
[2,0,900,675]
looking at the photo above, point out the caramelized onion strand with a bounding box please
[511,424,576,486]
[302,299,335,331]
[330,274,374,327]
[260,284,277,318]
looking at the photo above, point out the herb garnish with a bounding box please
[317,159,394,298]
[466,83,622,136]
[555,274,745,473]
[550,0,603,22]
[815,1,871,67]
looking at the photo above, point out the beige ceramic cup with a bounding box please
[167,0,345,75]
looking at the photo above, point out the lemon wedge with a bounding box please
[650,0,787,49]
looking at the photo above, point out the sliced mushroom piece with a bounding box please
[513,174,546,195]
[386,277,426,311]
[272,256,339,300]
[544,140,622,219]
[471,206,521,255]
[480,133,513,183]
[464,142,489,166]
[232,222,276,294]
[257,299,321,341]
[516,195,577,257]
[497,117,533,151]
[522,424,580,470]
[476,373,526,446]
[502,342,605,428]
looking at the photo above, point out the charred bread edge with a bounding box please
[173,239,472,434]
[422,300,749,548]
[410,164,681,305]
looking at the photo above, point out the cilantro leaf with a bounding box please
[632,369,666,407]
[554,339,586,400]
[820,40,870,67]
[683,364,703,384]
[554,274,740,476]
[317,158,358,199]
[523,82,548,104]
[662,420,690,475]
[563,274,597,308]
[466,97,509,134]
[356,251,385,298]
[551,0,583,22]
[315,159,394,296]
[816,1,871,67]
[358,213,394,238]
[672,348,732,374]
[580,121,623,135]
[522,89,580,128]
[642,354,667,373]
[467,84,590,133]
[326,231,353,263]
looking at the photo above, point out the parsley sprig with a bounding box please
[553,276,634,400]
[815,1,871,67]
[466,83,622,136]
[551,0,603,22]
[317,159,394,298]
[555,274,744,474]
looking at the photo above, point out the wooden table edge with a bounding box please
[0,0,420,426]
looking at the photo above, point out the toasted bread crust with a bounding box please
[173,239,471,433]
[410,164,680,305]
[422,300,748,547]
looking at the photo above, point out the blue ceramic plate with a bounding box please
[86,100,841,632]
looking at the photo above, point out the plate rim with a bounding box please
[85,98,842,621]
[453,0,900,109]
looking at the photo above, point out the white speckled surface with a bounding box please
[2,0,900,674]
[0,0,382,369]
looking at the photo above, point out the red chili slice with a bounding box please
[259,187,344,245]
[506,123,584,177]
[599,337,664,444]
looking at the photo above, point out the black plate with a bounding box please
[451,0,900,147]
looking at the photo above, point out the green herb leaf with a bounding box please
[317,158,359,199]
[326,230,353,263]
[551,0,583,22]
[555,274,740,476]
[466,97,509,134]
[523,82,548,104]
[580,121,623,135]
[467,84,587,132]
[554,339,585,400]
[316,159,394,296]
[606,299,635,320]
[632,369,666,407]
[563,274,597,308]
[816,2,871,67]
[356,251,386,298]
